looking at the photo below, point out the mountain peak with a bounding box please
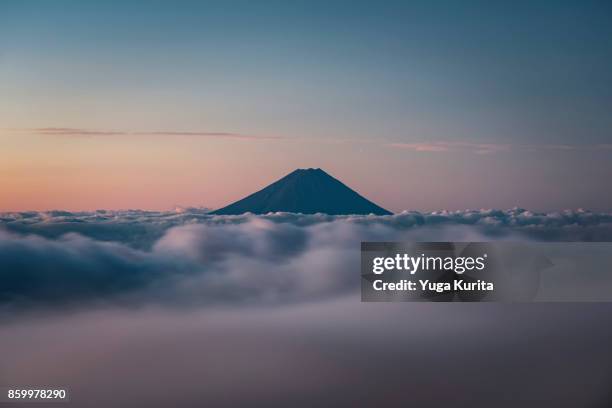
[211,168,392,215]
[290,167,325,174]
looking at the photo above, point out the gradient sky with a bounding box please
[1,0,611,212]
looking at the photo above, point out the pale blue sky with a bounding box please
[0,0,611,211]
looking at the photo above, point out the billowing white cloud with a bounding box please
[1,211,612,407]
[3,207,612,248]
[1,209,611,309]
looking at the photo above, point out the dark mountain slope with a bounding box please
[210,168,392,215]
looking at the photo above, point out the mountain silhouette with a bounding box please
[210,168,392,215]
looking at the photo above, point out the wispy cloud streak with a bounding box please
[31,127,125,136]
[389,141,510,154]
[388,141,612,154]
[3,128,281,140]
[132,131,282,140]
[3,128,610,150]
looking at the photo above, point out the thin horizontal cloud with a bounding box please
[32,127,126,136]
[5,129,610,149]
[532,144,601,152]
[389,141,510,154]
[388,141,612,154]
[132,131,283,140]
[3,128,281,141]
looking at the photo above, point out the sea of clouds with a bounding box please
[2,209,612,407]
[1,208,611,309]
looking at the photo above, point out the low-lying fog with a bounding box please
[1,209,611,407]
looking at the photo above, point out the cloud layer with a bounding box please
[2,208,611,245]
[1,209,611,309]
[2,211,612,407]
